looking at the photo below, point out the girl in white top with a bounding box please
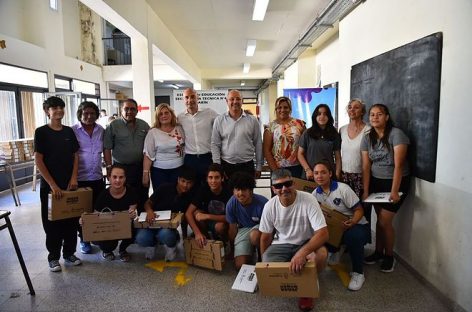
[339,99,370,197]
[143,103,185,190]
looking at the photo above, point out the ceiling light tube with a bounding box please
[243,63,250,74]
[246,39,257,57]
[252,0,269,21]
[170,84,179,89]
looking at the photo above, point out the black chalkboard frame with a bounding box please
[350,32,443,183]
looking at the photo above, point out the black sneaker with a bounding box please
[64,254,82,266]
[102,251,115,261]
[48,260,61,272]
[381,256,395,273]
[364,251,384,264]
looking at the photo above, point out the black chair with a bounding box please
[0,210,35,295]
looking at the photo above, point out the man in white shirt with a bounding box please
[97,109,109,129]
[259,168,328,311]
[211,89,263,179]
[177,88,218,184]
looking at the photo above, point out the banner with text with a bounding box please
[172,90,228,115]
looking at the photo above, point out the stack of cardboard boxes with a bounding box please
[22,140,34,161]
[0,141,23,163]
[0,139,35,163]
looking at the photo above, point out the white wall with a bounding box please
[314,0,472,310]
[62,0,82,60]
[0,0,104,92]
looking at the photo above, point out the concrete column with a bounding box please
[131,36,154,125]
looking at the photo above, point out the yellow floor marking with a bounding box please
[145,261,192,287]
[328,263,350,287]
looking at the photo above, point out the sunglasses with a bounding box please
[272,180,294,190]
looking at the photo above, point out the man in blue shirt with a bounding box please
[226,172,268,270]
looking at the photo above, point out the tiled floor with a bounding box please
[0,183,453,312]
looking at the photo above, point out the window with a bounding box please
[0,89,19,141]
[0,64,49,140]
[43,92,83,126]
[54,78,71,90]
[21,91,46,138]
[0,64,48,88]
[49,0,58,11]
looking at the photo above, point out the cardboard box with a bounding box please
[255,261,319,298]
[81,211,132,241]
[134,212,183,229]
[47,188,93,221]
[292,177,318,193]
[232,264,258,293]
[184,238,225,271]
[320,204,349,248]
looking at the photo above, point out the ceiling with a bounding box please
[145,0,335,91]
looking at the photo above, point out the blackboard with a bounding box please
[350,33,442,182]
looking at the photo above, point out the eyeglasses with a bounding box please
[123,107,137,112]
[272,180,294,190]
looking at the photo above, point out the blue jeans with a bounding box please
[135,228,179,248]
[184,153,212,187]
[328,223,370,274]
[150,166,181,191]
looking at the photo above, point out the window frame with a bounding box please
[0,82,48,140]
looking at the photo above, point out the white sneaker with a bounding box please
[144,247,155,260]
[348,272,365,291]
[164,245,177,262]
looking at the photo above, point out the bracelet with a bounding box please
[106,165,112,169]
[143,170,149,173]
[304,167,311,172]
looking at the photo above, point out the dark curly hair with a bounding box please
[229,171,256,190]
[76,101,99,121]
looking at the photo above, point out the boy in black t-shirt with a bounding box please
[34,97,81,272]
[185,164,232,248]
[136,166,196,261]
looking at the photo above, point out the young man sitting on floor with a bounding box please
[186,163,232,248]
[226,172,268,270]
[135,166,197,261]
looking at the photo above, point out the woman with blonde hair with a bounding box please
[263,96,306,178]
[339,99,371,197]
[143,103,185,190]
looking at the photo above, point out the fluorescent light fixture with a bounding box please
[243,63,251,74]
[252,0,269,21]
[240,81,246,86]
[157,79,164,83]
[246,39,257,57]
[170,84,179,89]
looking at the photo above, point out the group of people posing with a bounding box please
[34,89,409,312]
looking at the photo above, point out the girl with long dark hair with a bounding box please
[297,104,341,180]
